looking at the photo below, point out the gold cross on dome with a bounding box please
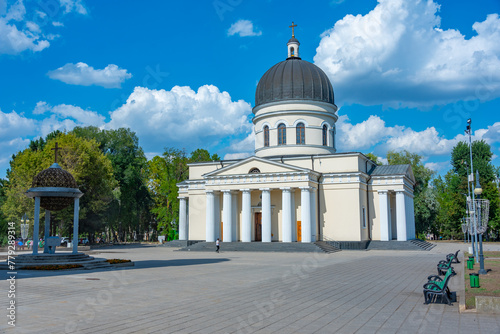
[289,22,297,37]
[51,142,61,163]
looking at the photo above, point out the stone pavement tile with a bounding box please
[375,326,399,334]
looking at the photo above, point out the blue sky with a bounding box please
[1,0,500,179]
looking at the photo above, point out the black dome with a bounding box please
[254,57,334,109]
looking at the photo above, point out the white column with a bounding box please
[206,191,215,242]
[396,190,407,241]
[310,188,317,242]
[232,192,238,241]
[281,188,292,242]
[72,198,80,254]
[291,189,296,242]
[44,210,50,253]
[214,192,220,239]
[241,189,252,242]
[378,190,390,241]
[222,190,233,242]
[32,197,40,255]
[301,187,312,243]
[178,197,187,241]
[261,188,272,242]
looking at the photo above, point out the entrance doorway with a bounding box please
[297,221,302,242]
[254,212,262,241]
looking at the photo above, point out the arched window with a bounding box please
[278,124,286,145]
[322,125,328,146]
[290,47,295,56]
[263,126,269,147]
[296,122,305,144]
[249,168,260,174]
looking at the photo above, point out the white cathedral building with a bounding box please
[177,29,416,246]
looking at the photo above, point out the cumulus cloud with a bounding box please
[228,19,262,37]
[314,0,500,107]
[108,85,252,150]
[0,108,36,140]
[35,101,105,127]
[47,62,132,88]
[0,0,87,55]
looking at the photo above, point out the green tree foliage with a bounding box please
[451,140,495,183]
[0,179,8,246]
[72,126,151,242]
[386,150,438,235]
[148,148,219,236]
[433,172,465,239]
[2,133,116,239]
[365,153,382,166]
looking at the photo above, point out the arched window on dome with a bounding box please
[290,47,295,57]
[296,122,305,145]
[278,124,286,145]
[264,126,269,147]
[322,125,328,146]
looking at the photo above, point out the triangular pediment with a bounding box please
[203,156,311,178]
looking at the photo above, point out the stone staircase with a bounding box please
[367,240,435,251]
[314,241,341,253]
[0,252,113,270]
[161,240,202,248]
[410,239,436,251]
[178,241,325,253]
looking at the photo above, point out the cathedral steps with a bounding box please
[314,241,341,253]
[178,241,326,253]
[367,240,434,251]
[410,239,436,251]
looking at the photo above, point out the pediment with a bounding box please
[203,156,311,178]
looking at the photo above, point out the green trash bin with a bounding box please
[467,258,474,270]
[470,273,480,288]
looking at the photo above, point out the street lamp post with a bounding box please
[473,170,488,275]
[20,213,29,249]
[466,119,479,262]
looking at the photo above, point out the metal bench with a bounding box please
[423,267,456,305]
[446,250,460,264]
[437,257,456,276]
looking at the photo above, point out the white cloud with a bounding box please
[314,0,500,107]
[0,18,50,54]
[52,21,63,27]
[0,109,36,140]
[59,0,87,15]
[425,161,450,172]
[108,85,252,150]
[224,152,251,160]
[228,19,262,37]
[47,62,132,88]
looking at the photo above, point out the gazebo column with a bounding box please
[44,210,50,253]
[311,188,317,242]
[281,187,292,242]
[72,198,80,254]
[241,189,252,242]
[301,187,312,243]
[261,188,272,242]
[291,189,296,241]
[32,197,40,255]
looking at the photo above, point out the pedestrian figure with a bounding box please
[216,238,220,253]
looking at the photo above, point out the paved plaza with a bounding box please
[2,242,500,334]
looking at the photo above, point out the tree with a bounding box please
[387,150,434,194]
[365,153,382,166]
[2,133,116,239]
[451,140,495,183]
[72,126,152,242]
[0,179,8,246]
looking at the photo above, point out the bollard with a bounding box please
[470,273,480,288]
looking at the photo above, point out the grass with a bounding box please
[106,259,131,264]
[23,264,83,270]
[464,251,500,309]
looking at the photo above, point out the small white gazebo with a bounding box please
[25,143,83,254]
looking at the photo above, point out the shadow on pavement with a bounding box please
[2,258,230,280]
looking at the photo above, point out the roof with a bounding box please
[369,164,415,183]
[254,57,335,109]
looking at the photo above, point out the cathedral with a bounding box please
[176,27,416,246]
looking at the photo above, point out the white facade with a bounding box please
[176,32,416,244]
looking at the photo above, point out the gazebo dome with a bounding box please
[32,163,79,211]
